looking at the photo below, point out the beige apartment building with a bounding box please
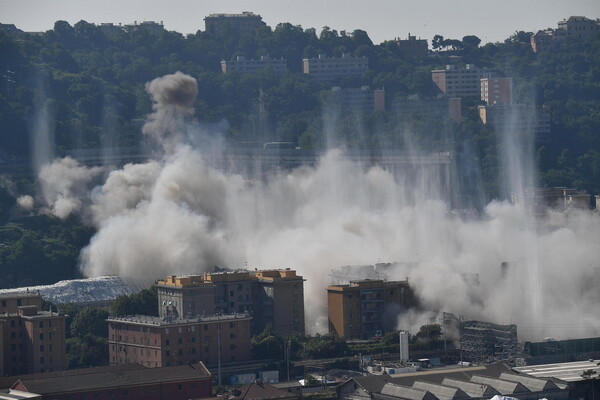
[156,269,305,335]
[327,280,416,340]
[0,293,67,376]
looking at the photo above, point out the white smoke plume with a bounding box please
[38,157,103,219]
[16,195,34,211]
[33,72,600,340]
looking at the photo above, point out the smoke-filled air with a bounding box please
[29,72,600,340]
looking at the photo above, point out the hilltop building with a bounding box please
[204,12,266,37]
[302,54,369,82]
[0,294,67,376]
[396,34,429,57]
[107,313,252,368]
[327,279,416,339]
[124,20,165,34]
[481,77,513,105]
[431,64,495,98]
[156,269,305,335]
[531,15,600,52]
[221,56,287,74]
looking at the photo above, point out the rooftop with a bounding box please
[13,363,210,395]
[107,312,252,327]
[514,359,600,382]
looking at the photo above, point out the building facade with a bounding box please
[156,269,305,335]
[204,12,266,37]
[327,280,415,339]
[481,77,513,105]
[431,64,495,98]
[107,313,252,368]
[0,294,67,376]
[221,56,287,74]
[302,55,369,82]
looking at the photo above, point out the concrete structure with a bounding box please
[8,363,212,400]
[478,104,551,136]
[396,34,428,58]
[204,12,266,37]
[107,313,252,367]
[327,280,415,339]
[481,77,513,105]
[531,29,556,53]
[221,56,287,74]
[228,380,300,399]
[303,54,369,82]
[431,64,495,98]
[327,86,385,113]
[0,295,67,376]
[156,269,305,335]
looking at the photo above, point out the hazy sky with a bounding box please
[1,0,599,44]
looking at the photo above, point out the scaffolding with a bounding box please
[460,320,523,365]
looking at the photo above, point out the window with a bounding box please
[40,356,44,364]
[178,384,183,391]
[204,325,208,331]
[39,333,44,340]
[1,300,5,307]
[191,337,196,343]
[17,299,22,306]
[165,339,170,346]
[178,338,182,345]
[229,322,235,328]
[39,321,43,328]
[40,345,44,352]
[10,320,15,327]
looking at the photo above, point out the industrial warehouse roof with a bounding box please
[228,381,298,399]
[0,276,145,305]
[339,362,569,400]
[12,363,210,395]
[514,358,600,382]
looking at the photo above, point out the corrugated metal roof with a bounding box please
[441,377,500,397]
[469,375,530,395]
[412,381,470,399]
[498,372,560,392]
[514,359,600,383]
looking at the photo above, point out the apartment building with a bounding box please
[221,56,287,74]
[156,269,305,335]
[327,280,416,339]
[204,12,266,37]
[531,16,600,52]
[481,77,513,105]
[431,64,495,98]
[107,313,252,368]
[0,294,67,376]
[302,54,369,82]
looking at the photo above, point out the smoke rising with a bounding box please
[31,72,600,340]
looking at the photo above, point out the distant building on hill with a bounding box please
[221,56,287,74]
[431,64,496,98]
[396,34,429,57]
[303,54,369,82]
[0,293,67,376]
[478,104,550,136]
[204,12,266,37]
[531,15,600,52]
[481,77,513,105]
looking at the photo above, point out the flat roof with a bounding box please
[107,313,251,327]
[14,363,210,394]
[514,359,600,382]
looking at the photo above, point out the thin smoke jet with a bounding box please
[29,72,600,340]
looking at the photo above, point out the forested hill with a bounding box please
[0,20,599,196]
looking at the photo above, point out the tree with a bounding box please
[110,287,158,316]
[251,326,284,360]
[432,35,444,50]
[462,35,481,49]
[70,307,109,338]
